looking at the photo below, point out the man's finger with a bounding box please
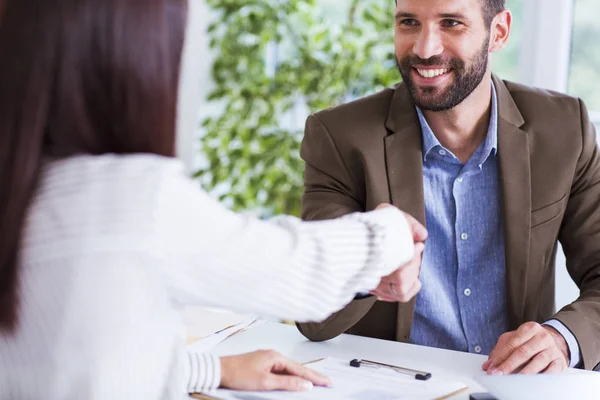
[370,289,396,302]
[482,359,492,371]
[398,279,422,302]
[542,359,566,374]
[487,324,540,371]
[274,359,332,387]
[402,212,428,242]
[489,335,547,374]
[263,375,314,392]
[518,349,555,375]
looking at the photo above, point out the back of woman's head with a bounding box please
[0,0,187,331]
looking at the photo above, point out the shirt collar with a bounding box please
[417,80,498,163]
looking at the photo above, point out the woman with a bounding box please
[0,0,425,399]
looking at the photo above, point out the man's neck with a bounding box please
[421,76,493,164]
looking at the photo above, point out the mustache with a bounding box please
[398,55,462,70]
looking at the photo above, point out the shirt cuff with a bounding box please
[543,319,582,368]
[185,352,221,394]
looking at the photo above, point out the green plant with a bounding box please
[196,0,400,216]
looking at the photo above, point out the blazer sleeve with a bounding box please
[553,99,600,371]
[296,114,383,341]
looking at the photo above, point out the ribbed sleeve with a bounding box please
[154,163,415,324]
[185,352,221,394]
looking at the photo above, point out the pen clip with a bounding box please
[349,358,432,381]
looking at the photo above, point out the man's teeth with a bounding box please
[417,68,449,78]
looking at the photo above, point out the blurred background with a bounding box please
[181,0,599,310]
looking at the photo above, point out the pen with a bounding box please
[349,358,432,381]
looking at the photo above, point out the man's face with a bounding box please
[394,0,491,111]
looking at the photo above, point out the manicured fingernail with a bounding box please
[377,297,384,301]
[299,381,313,391]
[490,369,504,376]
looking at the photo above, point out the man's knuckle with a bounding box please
[521,322,540,333]
[515,346,531,360]
[498,332,511,342]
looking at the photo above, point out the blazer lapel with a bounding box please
[493,75,531,330]
[384,84,425,341]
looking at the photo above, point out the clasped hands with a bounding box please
[369,203,427,302]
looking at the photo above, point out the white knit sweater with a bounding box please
[0,154,414,399]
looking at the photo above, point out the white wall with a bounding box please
[176,0,214,174]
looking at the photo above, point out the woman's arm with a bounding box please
[153,163,415,322]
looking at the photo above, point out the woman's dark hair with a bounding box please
[0,0,187,331]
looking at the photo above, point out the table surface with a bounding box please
[211,321,494,399]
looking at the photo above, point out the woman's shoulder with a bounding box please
[39,153,188,199]
[23,154,191,260]
[43,153,186,182]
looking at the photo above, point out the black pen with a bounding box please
[350,358,432,381]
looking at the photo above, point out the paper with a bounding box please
[208,357,467,400]
[184,307,262,353]
[187,319,261,354]
[477,371,600,400]
[184,307,256,344]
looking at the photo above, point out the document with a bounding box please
[184,307,260,353]
[205,357,467,400]
[477,371,600,400]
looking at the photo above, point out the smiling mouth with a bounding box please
[415,68,451,78]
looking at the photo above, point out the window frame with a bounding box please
[517,0,574,92]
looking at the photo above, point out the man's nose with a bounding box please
[412,27,444,60]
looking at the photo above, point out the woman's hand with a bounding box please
[220,350,332,392]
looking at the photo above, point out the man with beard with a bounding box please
[296,0,600,374]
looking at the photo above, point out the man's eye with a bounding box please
[400,19,419,27]
[441,19,461,28]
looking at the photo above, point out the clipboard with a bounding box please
[190,358,469,400]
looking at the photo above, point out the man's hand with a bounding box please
[371,204,427,302]
[220,350,332,392]
[483,322,570,375]
[375,204,428,242]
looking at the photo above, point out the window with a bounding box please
[492,0,524,81]
[569,0,600,125]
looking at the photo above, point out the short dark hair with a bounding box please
[394,0,506,28]
[481,0,506,26]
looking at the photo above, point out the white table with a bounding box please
[211,321,490,399]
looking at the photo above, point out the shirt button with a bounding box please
[474,345,482,353]
[460,233,468,240]
[439,149,447,156]
[464,288,472,297]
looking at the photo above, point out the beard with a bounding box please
[397,36,490,112]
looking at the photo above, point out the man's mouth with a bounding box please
[415,68,450,78]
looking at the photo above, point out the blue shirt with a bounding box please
[409,83,581,367]
[409,83,509,355]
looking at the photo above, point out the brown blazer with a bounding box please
[296,76,600,371]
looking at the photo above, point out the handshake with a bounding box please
[370,203,428,303]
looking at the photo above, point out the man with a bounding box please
[296,0,600,374]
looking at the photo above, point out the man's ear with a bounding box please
[489,10,512,53]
